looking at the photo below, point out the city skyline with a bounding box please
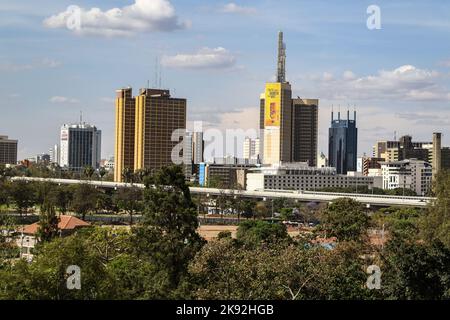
[2,0,450,160]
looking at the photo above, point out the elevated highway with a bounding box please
[10,177,434,208]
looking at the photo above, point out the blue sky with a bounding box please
[1,0,450,160]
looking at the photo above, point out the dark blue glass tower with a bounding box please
[328,110,358,174]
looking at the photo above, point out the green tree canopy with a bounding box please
[319,198,371,242]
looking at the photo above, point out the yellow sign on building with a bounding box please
[264,83,281,127]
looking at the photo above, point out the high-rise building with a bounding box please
[134,88,186,171]
[432,132,442,180]
[260,32,319,167]
[183,132,193,178]
[261,31,292,165]
[114,88,136,182]
[291,98,318,166]
[192,131,204,164]
[59,123,102,171]
[0,135,18,165]
[114,87,187,182]
[328,110,358,174]
[49,144,60,164]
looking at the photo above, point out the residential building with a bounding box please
[0,135,18,165]
[17,216,90,262]
[59,123,101,171]
[328,110,358,174]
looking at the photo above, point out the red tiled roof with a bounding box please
[20,215,90,235]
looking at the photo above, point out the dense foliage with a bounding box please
[0,166,449,300]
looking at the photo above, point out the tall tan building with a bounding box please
[134,88,186,171]
[114,87,186,182]
[114,88,136,182]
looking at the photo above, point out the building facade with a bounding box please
[246,163,377,192]
[114,87,187,182]
[114,88,136,182]
[134,88,186,171]
[380,159,432,196]
[0,135,18,165]
[328,111,358,174]
[59,123,101,171]
[291,98,318,166]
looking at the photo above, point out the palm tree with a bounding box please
[83,165,95,180]
[98,167,107,182]
[122,167,134,184]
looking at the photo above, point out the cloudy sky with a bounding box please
[1,0,450,160]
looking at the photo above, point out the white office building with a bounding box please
[243,137,260,161]
[59,123,102,171]
[246,162,379,192]
[380,159,432,196]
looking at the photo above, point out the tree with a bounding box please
[0,215,19,266]
[98,167,107,181]
[132,165,205,296]
[236,220,289,247]
[113,187,143,225]
[0,180,11,209]
[380,237,450,300]
[71,184,98,220]
[10,181,36,216]
[83,165,95,180]
[122,167,134,184]
[254,201,269,219]
[36,200,60,243]
[53,185,72,215]
[319,198,370,242]
[421,170,450,248]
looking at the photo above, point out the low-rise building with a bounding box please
[17,215,91,261]
[246,163,380,191]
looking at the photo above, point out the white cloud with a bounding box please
[306,65,450,102]
[50,96,79,104]
[220,3,257,15]
[343,70,356,80]
[439,59,450,67]
[43,0,189,37]
[161,47,237,70]
[0,58,62,72]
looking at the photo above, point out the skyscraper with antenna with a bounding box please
[259,31,293,165]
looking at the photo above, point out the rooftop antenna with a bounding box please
[159,58,162,89]
[80,110,83,124]
[276,31,286,83]
[154,57,158,88]
[394,131,397,141]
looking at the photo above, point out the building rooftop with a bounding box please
[20,215,90,235]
